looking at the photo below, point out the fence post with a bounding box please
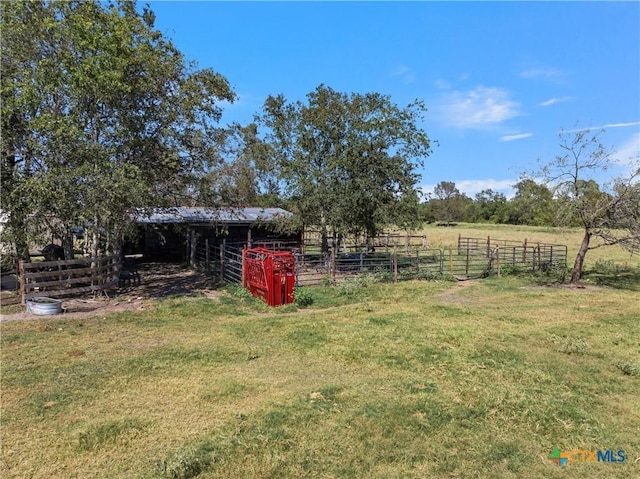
[522,238,528,263]
[405,234,409,255]
[465,241,470,275]
[331,247,337,285]
[496,246,501,277]
[18,261,25,304]
[487,236,491,258]
[393,247,398,283]
[458,234,461,249]
[422,235,427,249]
[219,239,225,282]
[241,245,246,287]
[449,247,453,275]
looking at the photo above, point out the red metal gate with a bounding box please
[243,247,295,306]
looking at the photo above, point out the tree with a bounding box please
[473,189,508,223]
[505,179,554,226]
[1,0,235,260]
[255,84,432,252]
[429,181,471,223]
[197,123,285,208]
[537,127,639,283]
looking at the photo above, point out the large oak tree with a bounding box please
[255,84,433,253]
[1,0,235,260]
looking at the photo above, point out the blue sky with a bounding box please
[146,1,640,199]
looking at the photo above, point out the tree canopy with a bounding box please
[1,0,235,260]
[254,84,433,252]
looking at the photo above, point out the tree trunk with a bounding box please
[571,230,591,283]
[8,209,31,263]
[320,211,329,256]
[62,226,75,260]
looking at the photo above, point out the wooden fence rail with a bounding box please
[18,255,120,304]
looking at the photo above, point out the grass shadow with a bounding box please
[582,267,640,291]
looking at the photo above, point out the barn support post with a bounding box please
[189,229,196,268]
[219,239,225,282]
[205,239,210,274]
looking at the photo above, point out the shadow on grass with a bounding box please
[581,268,640,291]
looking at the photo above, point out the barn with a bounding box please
[130,207,300,261]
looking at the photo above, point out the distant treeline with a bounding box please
[420,179,594,227]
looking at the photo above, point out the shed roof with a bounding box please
[135,207,292,225]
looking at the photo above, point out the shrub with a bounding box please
[225,284,254,301]
[499,264,525,276]
[547,334,589,355]
[156,443,214,479]
[294,287,314,307]
[616,361,640,377]
[336,275,372,297]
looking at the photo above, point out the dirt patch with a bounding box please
[0,263,222,322]
[435,280,477,303]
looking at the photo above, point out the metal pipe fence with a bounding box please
[193,235,568,286]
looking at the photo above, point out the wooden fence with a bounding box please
[18,255,120,303]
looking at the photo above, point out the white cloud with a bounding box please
[421,178,517,199]
[538,96,573,107]
[520,67,566,83]
[567,121,640,133]
[437,86,521,129]
[500,133,533,142]
[612,131,640,167]
[390,65,416,85]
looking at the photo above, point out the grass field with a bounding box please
[420,222,640,270]
[1,224,639,478]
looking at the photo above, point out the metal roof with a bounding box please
[135,207,292,225]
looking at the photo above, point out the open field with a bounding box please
[419,223,640,271]
[1,271,639,478]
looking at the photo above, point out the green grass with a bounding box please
[1,274,639,479]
